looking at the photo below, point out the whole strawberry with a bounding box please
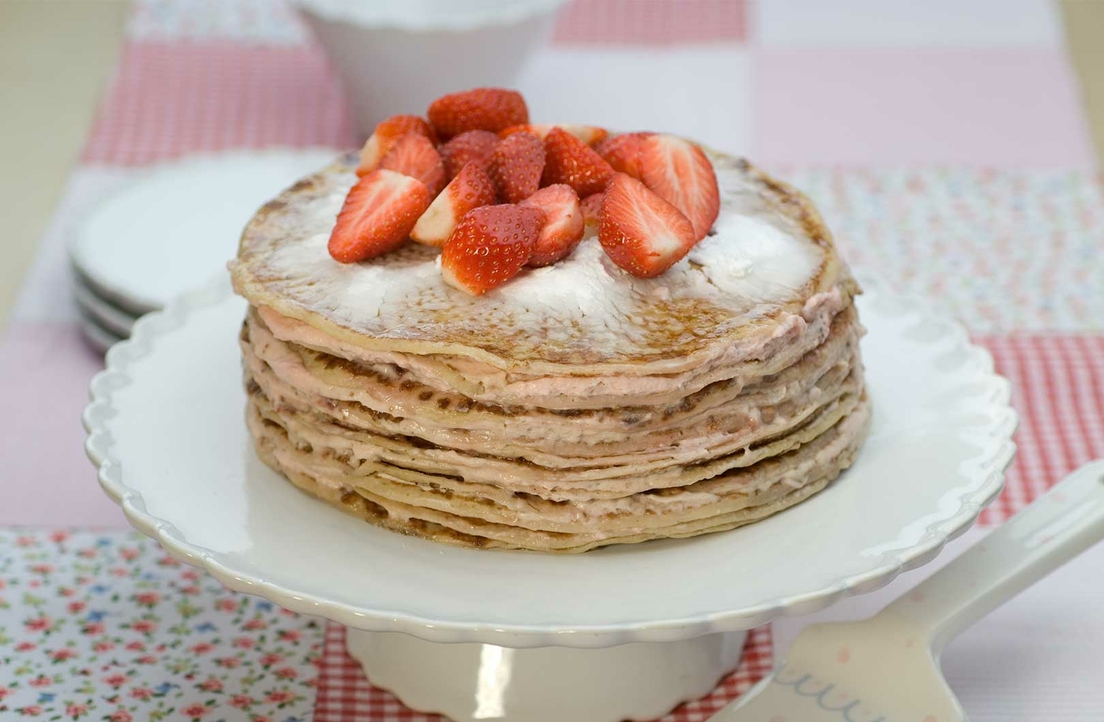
[438,130,499,181]
[442,205,546,295]
[489,131,545,203]
[427,88,528,140]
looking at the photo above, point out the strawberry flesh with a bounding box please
[441,205,545,295]
[541,127,614,198]
[520,184,584,266]
[489,131,545,204]
[501,124,608,146]
[580,192,604,228]
[411,162,497,247]
[427,88,528,140]
[379,133,447,197]
[598,173,695,278]
[357,115,437,176]
[639,134,720,241]
[328,169,431,263]
[498,123,553,140]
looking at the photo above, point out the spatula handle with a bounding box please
[879,459,1104,654]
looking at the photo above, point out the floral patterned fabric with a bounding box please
[0,530,321,721]
[789,168,1104,333]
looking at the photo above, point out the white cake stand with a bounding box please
[84,275,1016,722]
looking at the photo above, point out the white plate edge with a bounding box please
[68,147,343,313]
[82,272,1020,647]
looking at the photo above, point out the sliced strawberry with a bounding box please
[598,173,695,278]
[519,184,584,266]
[595,132,652,180]
[489,131,545,204]
[500,124,608,146]
[410,162,497,247]
[328,169,431,263]
[563,124,609,147]
[580,192,604,228]
[638,133,720,241]
[379,133,447,197]
[541,127,614,198]
[498,123,553,140]
[438,130,498,181]
[427,88,528,140]
[442,205,546,295]
[357,115,437,176]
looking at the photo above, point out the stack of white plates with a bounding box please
[68,149,340,352]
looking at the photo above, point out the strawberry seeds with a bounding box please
[328,87,722,295]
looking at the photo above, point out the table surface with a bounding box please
[1,1,1103,721]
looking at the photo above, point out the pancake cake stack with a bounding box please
[230,88,869,552]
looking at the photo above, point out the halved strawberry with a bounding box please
[379,133,447,197]
[519,184,584,266]
[598,173,695,278]
[595,132,651,179]
[498,123,553,140]
[563,124,609,147]
[580,192,604,228]
[357,115,437,176]
[638,134,720,241]
[328,169,431,263]
[541,127,614,198]
[438,130,498,181]
[410,162,497,247]
[427,88,528,140]
[442,205,546,295]
[489,131,545,203]
[500,124,608,146]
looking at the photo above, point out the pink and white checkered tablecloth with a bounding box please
[3,0,1103,720]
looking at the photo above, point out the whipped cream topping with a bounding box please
[264,156,821,315]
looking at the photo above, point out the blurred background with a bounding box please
[0,0,1101,511]
[0,2,1103,720]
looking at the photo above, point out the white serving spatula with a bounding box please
[716,459,1104,722]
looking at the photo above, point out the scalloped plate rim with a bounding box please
[83,272,1018,647]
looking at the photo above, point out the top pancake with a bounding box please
[230,147,857,374]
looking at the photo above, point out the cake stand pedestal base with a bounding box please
[345,628,748,722]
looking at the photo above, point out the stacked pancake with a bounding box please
[230,148,869,553]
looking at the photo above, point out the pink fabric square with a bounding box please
[554,0,748,45]
[0,323,125,527]
[753,48,1095,167]
[82,41,359,166]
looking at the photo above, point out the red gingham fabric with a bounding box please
[308,334,1104,720]
[554,0,748,45]
[82,41,358,165]
[975,335,1104,525]
[314,623,773,722]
